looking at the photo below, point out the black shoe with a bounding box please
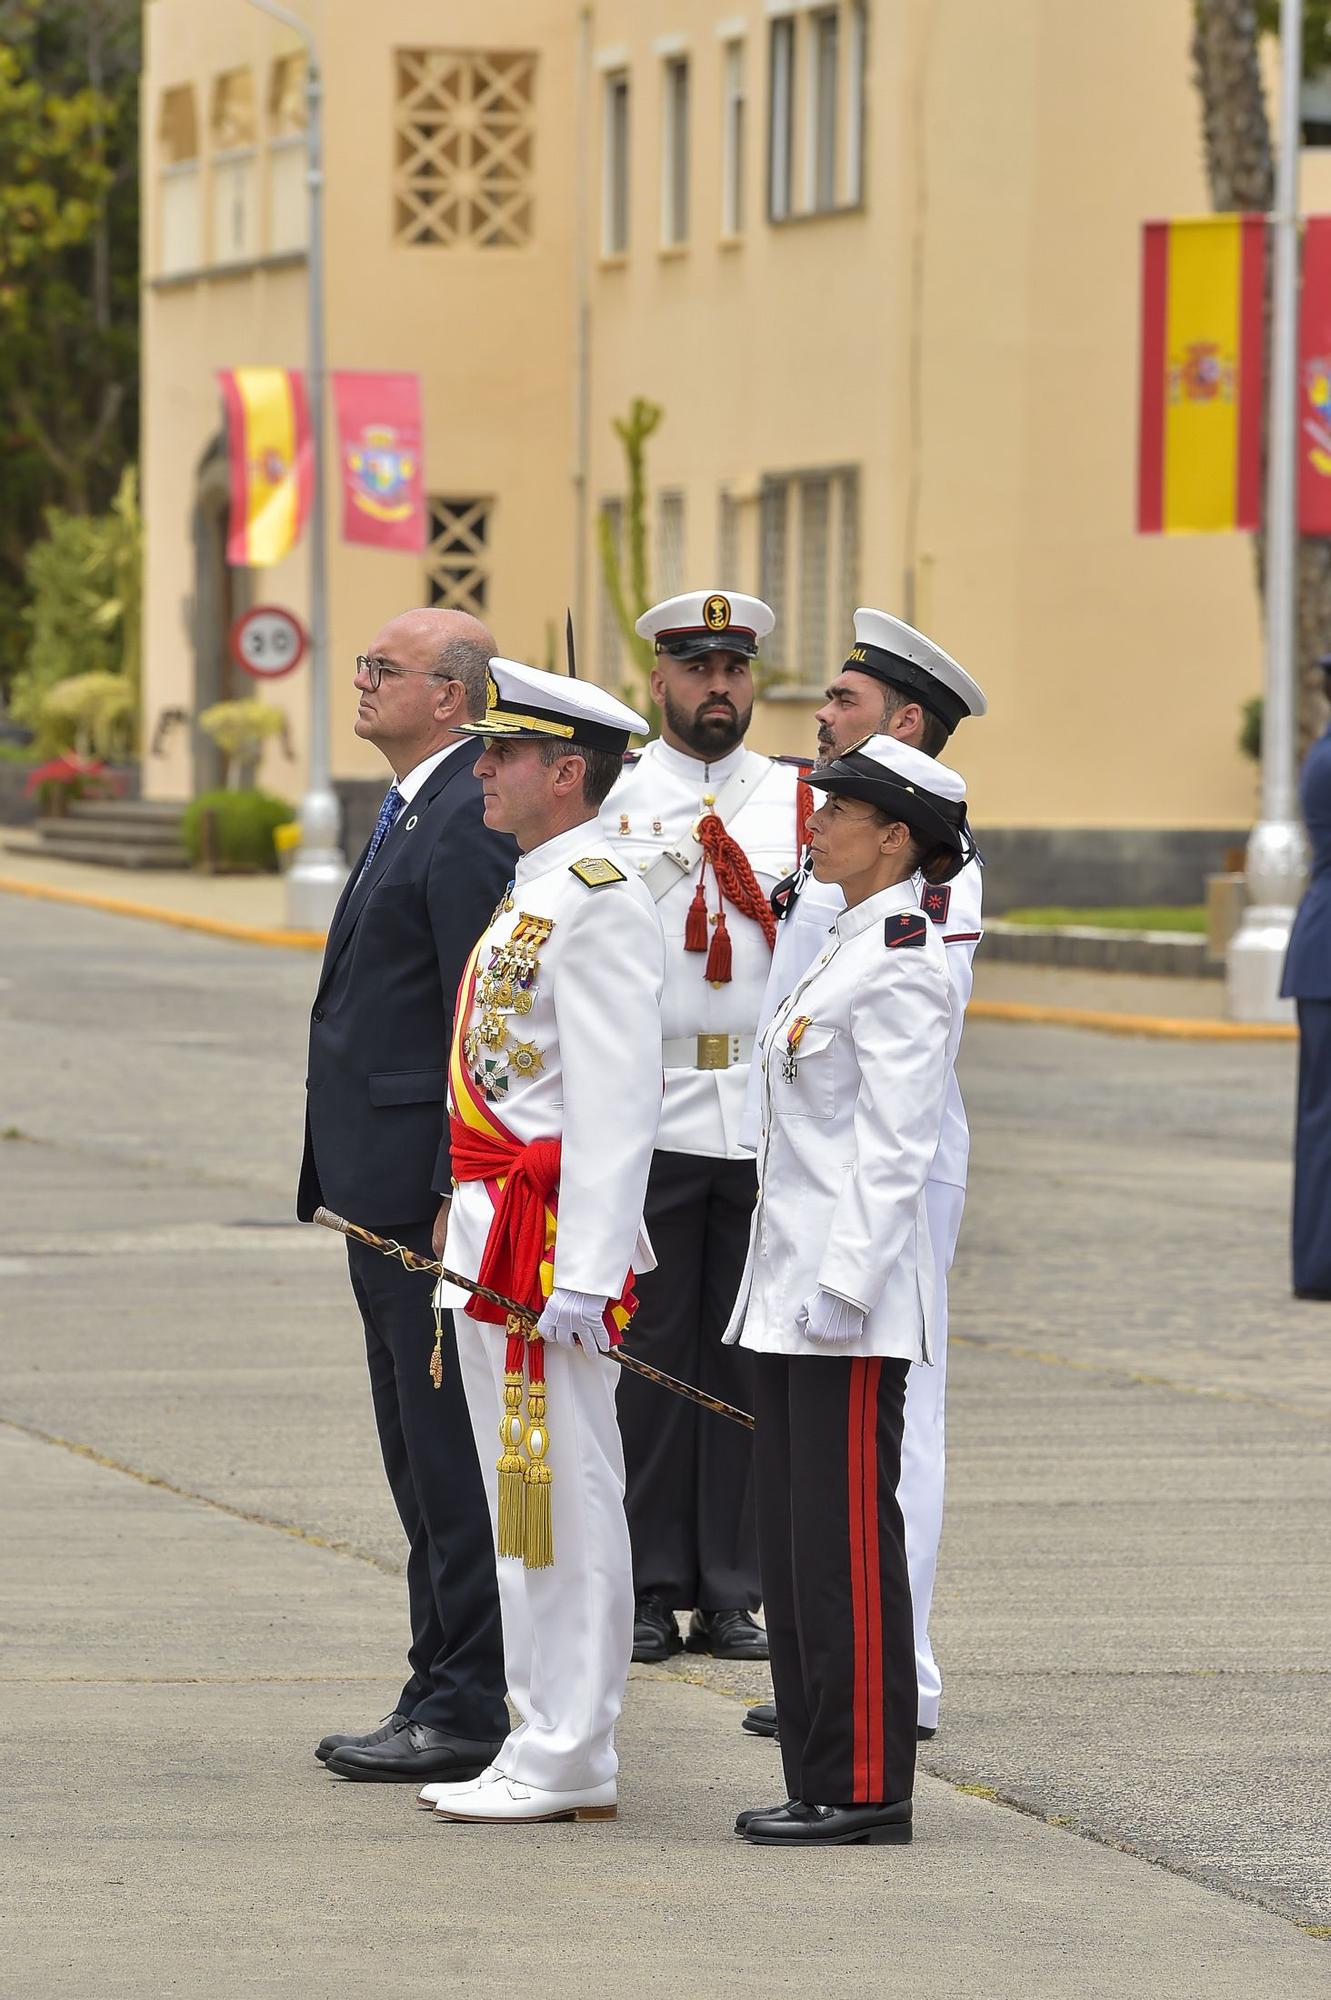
[1294,1287,1331,1300]
[315,1710,410,1765]
[325,1721,502,1783]
[734,1797,797,1834]
[632,1595,682,1663]
[917,1724,936,1741]
[686,1609,769,1661]
[741,1702,778,1739]
[743,1799,913,1847]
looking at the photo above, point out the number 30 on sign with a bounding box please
[229,604,308,680]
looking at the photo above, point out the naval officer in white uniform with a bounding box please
[426,659,666,1827]
[600,590,805,1666]
[739,608,987,1745]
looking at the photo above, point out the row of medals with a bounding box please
[463,910,554,1102]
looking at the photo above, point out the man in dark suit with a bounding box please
[299,606,516,1782]
[1282,667,1331,1299]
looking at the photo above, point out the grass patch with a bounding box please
[1000,905,1207,934]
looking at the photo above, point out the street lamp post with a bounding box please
[1227,0,1308,1021]
[242,0,346,929]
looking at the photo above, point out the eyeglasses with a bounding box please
[355,654,456,692]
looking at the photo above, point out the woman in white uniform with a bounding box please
[724,734,971,1848]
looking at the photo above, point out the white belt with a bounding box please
[661,1033,755,1072]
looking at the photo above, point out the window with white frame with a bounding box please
[210,68,258,262]
[603,71,630,255]
[267,53,308,253]
[599,499,626,678]
[759,467,859,684]
[662,56,690,246]
[158,84,201,274]
[656,490,685,597]
[721,40,746,237]
[767,1,866,223]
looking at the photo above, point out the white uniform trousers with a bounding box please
[454,1310,635,1792]
[901,1179,964,1731]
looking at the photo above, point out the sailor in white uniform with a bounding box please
[600,590,805,1666]
[739,608,987,1744]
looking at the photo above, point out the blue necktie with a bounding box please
[357,785,403,885]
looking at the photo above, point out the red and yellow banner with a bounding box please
[1298,216,1331,534]
[332,370,427,551]
[218,367,313,567]
[1137,216,1264,534]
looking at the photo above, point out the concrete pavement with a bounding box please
[1,893,1328,1993]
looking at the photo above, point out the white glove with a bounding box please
[536,1287,613,1354]
[796,1289,866,1348]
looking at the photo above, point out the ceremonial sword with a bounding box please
[313,1207,755,1431]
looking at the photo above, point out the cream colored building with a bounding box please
[141,0,1309,897]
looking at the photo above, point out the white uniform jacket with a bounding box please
[739,852,983,1192]
[599,739,802,1158]
[439,822,666,1306]
[724,880,958,1363]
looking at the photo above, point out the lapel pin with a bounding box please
[405,813,418,831]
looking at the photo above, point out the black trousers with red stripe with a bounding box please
[753,1351,916,1806]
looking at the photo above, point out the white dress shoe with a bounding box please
[416,1765,502,1809]
[434,1775,617,1824]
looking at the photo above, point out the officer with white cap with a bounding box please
[426,657,666,1826]
[739,608,986,1746]
[599,590,805,1666]
[725,735,972,1847]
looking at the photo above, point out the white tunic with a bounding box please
[740,852,983,1191]
[724,880,958,1362]
[599,738,802,1158]
[439,821,666,1305]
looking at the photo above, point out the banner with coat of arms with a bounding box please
[1136,215,1265,535]
[332,371,427,552]
[218,367,313,567]
[1297,216,1331,536]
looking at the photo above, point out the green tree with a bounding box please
[1192,1,1331,752]
[11,465,142,742]
[597,397,664,703]
[0,0,139,701]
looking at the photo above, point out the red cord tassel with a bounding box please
[705,909,733,984]
[684,878,710,951]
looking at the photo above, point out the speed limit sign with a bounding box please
[229,604,308,680]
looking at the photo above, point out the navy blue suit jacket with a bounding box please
[1282,724,1331,999]
[297,741,518,1228]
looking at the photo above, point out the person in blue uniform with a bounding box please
[1281,665,1331,1298]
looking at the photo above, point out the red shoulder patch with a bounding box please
[921,883,951,925]
[885,912,927,950]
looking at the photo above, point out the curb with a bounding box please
[0,873,325,953]
[0,873,1298,1039]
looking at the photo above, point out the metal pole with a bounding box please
[1227,0,1308,1021]
[242,0,346,928]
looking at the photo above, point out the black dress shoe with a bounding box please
[743,1799,913,1847]
[315,1710,410,1765]
[325,1721,502,1783]
[741,1702,778,1738]
[632,1595,682,1663]
[686,1609,769,1660]
[917,1724,936,1741]
[734,1797,797,1834]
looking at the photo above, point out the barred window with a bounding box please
[656,490,685,599]
[424,497,491,616]
[394,49,537,248]
[598,499,626,680]
[717,489,740,580]
[759,467,859,685]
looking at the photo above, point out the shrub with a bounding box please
[197,698,288,788]
[34,670,137,757]
[181,789,295,872]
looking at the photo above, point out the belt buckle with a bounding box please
[696,1033,730,1071]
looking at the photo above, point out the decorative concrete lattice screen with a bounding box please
[425,497,492,614]
[394,50,537,248]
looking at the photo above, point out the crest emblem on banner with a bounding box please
[345,424,417,524]
[1302,356,1331,479]
[1169,341,1233,405]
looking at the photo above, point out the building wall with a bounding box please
[142,0,1277,844]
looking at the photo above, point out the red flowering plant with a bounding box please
[23,755,125,816]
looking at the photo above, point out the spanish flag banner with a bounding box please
[1137,216,1265,534]
[217,367,313,567]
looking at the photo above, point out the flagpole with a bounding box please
[242,0,346,929]
[1227,0,1308,1021]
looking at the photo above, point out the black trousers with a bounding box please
[346,1221,507,1741]
[619,1149,761,1611]
[1294,1000,1331,1292]
[753,1352,916,1806]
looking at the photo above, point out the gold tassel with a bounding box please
[429,1308,445,1391]
[522,1373,554,1570]
[496,1356,528,1560]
